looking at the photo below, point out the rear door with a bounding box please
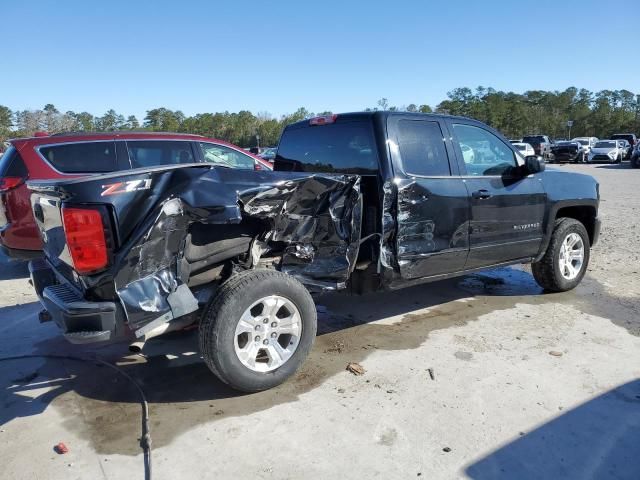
[388,115,470,279]
[446,120,546,269]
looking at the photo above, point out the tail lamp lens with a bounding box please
[61,207,108,274]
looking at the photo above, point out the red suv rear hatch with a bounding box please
[0,146,41,254]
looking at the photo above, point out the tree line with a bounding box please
[1,87,638,148]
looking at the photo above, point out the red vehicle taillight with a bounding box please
[0,177,24,192]
[61,207,109,274]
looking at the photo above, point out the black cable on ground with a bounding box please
[0,354,152,480]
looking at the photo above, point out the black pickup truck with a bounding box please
[27,112,600,392]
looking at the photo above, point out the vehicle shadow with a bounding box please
[0,266,634,455]
[0,253,30,280]
[465,379,640,480]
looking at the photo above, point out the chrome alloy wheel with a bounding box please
[558,233,585,280]
[233,295,302,372]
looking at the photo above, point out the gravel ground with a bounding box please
[0,163,638,480]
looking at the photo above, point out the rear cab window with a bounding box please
[127,141,196,168]
[275,120,378,174]
[38,142,118,173]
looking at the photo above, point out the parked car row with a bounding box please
[510,133,637,164]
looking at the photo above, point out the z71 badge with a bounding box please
[101,179,152,196]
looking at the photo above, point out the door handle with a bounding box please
[472,189,492,200]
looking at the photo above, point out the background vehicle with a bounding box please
[0,132,271,259]
[610,133,637,159]
[631,143,640,168]
[258,147,277,162]
[571,137,598,159]
[512,142,535,157]
[28,112,600,392]
[588,140,623,163]
[616,140,631,159]
[550,140,583,163]
[521,135,554,160]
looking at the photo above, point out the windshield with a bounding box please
[522,136,544,144]
[595,141,616,148]
[573,139,589,145]
[515,144,527,151]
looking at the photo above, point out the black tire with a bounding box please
[532,218,590,293]
[199,269,317,392]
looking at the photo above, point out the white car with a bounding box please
[588,140,624,163]
[571,137,598,159]
[512,142,535,157]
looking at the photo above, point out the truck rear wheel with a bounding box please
[532,218,590,292]
[199,269,317,392]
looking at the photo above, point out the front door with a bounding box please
[446,120,546,269]
[388,115,470,279]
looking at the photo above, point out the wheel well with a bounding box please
[555,206,597,244]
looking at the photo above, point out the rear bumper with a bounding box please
[29,259,126,344]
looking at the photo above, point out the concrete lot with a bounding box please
[1,163,639,480]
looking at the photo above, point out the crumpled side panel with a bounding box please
[111,168,363,331]
[379,180,398,275]
[240,176,363,287]
[396,180,437,257]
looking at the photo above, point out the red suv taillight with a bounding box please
[61,207,109,274]
[0,177,24,192]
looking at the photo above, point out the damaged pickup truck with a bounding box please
[27,112,601,392]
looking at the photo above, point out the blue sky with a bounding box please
[2,0,638,119]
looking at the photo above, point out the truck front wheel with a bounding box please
[532,218,590,292]
[199,270,317,392]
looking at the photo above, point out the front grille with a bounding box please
[592,155,611,161]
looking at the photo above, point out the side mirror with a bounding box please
[525,155,545,174]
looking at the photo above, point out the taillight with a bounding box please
[254,162,263,171]
[0,177,24,192]
[61,207,109,274]
[309,114,338,126]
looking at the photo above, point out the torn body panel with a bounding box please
[30,165,364,334]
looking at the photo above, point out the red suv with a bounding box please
[0,132,272,259]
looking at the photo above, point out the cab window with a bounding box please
[452,124,518,176]
[396,120,451,176]
[199,143,255,169]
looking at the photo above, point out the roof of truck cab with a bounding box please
[284,111,476,130]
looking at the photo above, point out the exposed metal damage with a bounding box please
[108,167,364,333]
